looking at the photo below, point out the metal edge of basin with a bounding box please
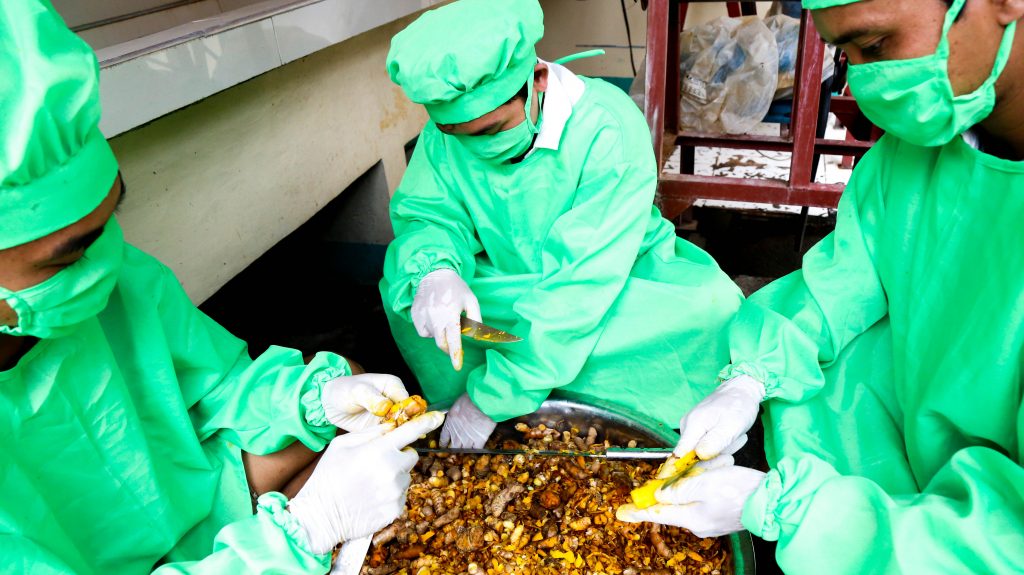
[426,394,756,575]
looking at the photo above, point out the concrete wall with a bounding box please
[111,14,427,303]
[108,1,778,304]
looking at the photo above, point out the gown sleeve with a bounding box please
[734,135,1024,573]
[742,448,1024,574]
[152,493,329,574]
[382,125,483,316]
[3,496,328,574]
[150,254,348,454]
[468,108,658,421]
[0,536,79,575]
[721,138,892,403]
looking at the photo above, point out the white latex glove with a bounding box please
[321,373,410,432]
[411,269,482,371]
[288,412,445,555]
[616,464,766,538]
[675,375,766,461]
[438,393,496,449]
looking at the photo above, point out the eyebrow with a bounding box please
[45,174,126,262]
[48,226,105,261]
[827,28,874,46]
[469,121,502,136]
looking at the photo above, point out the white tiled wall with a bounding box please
[216,0,270,12]
[75,1,224,50]
[52,0,178,29]
[59,0,275,51]
[100,19,282,136]
[72,0,444,136]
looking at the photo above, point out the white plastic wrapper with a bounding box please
[678,16,777,134]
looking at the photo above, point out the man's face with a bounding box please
[436,96,529,136]
[814,0,1015,97]
[0,176,123,326]
[436,63,549,136]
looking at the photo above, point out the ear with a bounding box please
[995,0,1024,25]
[533,63,549,94]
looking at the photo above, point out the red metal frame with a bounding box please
[644,1,879,218]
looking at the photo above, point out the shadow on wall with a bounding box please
[200,161,418,388]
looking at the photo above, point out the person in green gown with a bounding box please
[0,2,442,572]
[380,0,743,448]
[618,1,1024,572]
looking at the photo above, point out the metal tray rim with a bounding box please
[426,395,756,575]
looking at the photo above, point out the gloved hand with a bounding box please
[657,433,749,478]
[675,375,766,461]
[287,412,444,555]
[411,268,481,371]
[321,373,410,432]
[439,393,496,449]
[616,464,766,538]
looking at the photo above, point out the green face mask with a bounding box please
[0,218,125,339]
[846,0,1017,147]
[453,81,542,163]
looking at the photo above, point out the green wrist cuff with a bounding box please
[256,492,326,558]
[742,469,783,541]
[410,264,460,293]
[719,361,778,398]
[302,358,352,429]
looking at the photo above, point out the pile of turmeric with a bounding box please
[363,423,728,575]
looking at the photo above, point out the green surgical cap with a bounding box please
[0,0,118,250]
[387,0,544,125]
[802,0,863,9]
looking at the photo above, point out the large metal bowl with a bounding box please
[430,395,756,575]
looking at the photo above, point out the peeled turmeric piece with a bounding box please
[381,395,428,426]
[629,450,699,509]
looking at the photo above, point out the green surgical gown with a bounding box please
[381,77,742,426]
[731,135,1024,573]
[1,245,345,574]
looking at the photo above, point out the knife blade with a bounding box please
[414,447,674,460]
[460,317,523,343]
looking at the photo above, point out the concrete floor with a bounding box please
[667,114,853,218]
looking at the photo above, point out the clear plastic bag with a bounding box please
[678,16,778,134]
[626,9,835,134]
[765,14,835,101]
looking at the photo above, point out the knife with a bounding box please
[414,447,674,460]
[460,317,523,343]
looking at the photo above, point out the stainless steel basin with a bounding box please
[430,395,757,575]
